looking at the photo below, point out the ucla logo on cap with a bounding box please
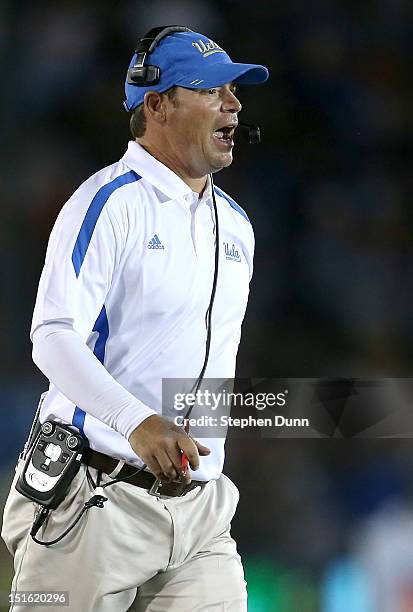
[192,39,225,57]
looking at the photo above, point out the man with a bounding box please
[2,26,268,611]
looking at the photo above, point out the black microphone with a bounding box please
[238,122,261,144]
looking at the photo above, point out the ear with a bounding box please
[143,91,168,125]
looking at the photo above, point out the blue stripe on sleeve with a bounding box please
[91,305,110,364]
[72,170,141,277]
[72,305,110,435]
[72,407,86,434]
[214,186,251,224]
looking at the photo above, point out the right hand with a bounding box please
[128,415,211,484]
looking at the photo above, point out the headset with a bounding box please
[124,25,261,144]
[126,25,192,86]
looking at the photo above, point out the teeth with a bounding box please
[214,131,224,139]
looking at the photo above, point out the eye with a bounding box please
[208,88,217,95]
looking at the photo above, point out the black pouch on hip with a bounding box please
[16,420,88,509]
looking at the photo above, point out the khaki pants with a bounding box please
[1,460,247,612]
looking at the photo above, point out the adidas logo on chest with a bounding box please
[147,234,165,250]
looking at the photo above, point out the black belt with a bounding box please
[83,449,208,497]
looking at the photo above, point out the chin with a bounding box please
[210,153,233,172]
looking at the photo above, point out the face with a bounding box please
[164,83,242,177]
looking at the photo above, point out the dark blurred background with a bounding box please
[1,1,413,610]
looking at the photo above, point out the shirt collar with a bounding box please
[122,141,211,204]
[201,176,213,204]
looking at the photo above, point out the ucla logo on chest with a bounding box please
[192,39,225,57]
[224,242,241,262]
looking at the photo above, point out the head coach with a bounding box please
[2,26,268,612]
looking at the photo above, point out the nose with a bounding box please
[221,87,242,114]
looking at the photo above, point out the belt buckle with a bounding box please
[148,477,188,498]
[148,478,164,497]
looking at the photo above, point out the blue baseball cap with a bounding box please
[124,30,269,111]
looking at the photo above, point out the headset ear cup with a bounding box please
[127,68,146,84]
[145,66,160,85]
[127,26,192,89]
[127,65,160,86]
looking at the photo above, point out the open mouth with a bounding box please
[212,126,236,147]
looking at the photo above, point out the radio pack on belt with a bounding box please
[16,421,88,509]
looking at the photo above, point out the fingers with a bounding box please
[129,415,210,481]
[186,432,211,455]
[156,449,179,482]
[146,451,180,483]
[194,440,211,456]
[144,455,164,481]
[177,436,203,471]
[149,445,188,483]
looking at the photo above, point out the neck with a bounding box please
[137,138,207,195]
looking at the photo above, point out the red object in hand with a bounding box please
[181,452,189,474]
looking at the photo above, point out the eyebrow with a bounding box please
[197,84,238,93]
